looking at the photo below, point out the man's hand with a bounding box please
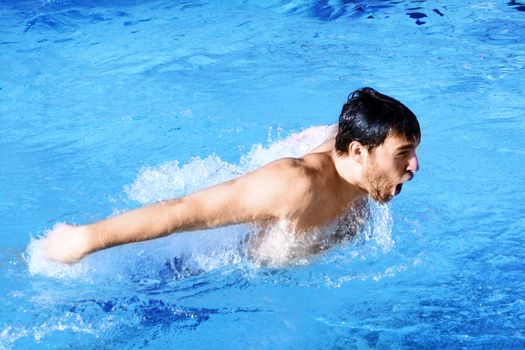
[40,223,91,264]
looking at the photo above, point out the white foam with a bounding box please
[241,124,336,170]
[26,233,90,279]
[26,225,248,281]
[125,156,243,205]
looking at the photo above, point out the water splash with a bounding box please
[241,124,336,170]
[25,233,90,279]
[355,200,394,252]
[125,156,243,204]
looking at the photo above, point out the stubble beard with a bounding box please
[362,162,393,204]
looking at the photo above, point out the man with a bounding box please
[41,87,420,265]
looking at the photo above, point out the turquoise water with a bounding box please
[1,0,525,348]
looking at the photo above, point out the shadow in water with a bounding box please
[507,0,525,11]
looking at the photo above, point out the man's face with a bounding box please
[362,133,419,203]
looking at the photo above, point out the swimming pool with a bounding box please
[1,0,525,348]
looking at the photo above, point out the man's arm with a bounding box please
[41,158,306,263]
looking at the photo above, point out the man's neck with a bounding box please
[331,150,367,202]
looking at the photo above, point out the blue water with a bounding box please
[1,0,525,348]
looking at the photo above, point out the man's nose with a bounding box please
[407,154,419,173]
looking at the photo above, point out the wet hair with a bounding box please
[335,87,420,155]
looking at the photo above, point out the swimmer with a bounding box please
[41,87,420,264]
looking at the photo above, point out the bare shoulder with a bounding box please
[235,157,321,215]
[246,157,315,187]
[259,153,338,198]
[261,153,334,178]
[189,154,337,221]
[302,151,337,178]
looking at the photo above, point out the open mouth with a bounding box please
[395,172,414,196]
[395,183,403,196]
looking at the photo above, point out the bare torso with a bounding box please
[242,132,368,265]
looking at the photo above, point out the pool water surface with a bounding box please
[1,0,525,348]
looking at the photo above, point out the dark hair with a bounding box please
[335,87,420,155]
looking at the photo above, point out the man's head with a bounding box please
[336,87,421,202]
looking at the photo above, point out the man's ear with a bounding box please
[348,141,368,164]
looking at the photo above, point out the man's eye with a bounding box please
[398,149,415,157]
